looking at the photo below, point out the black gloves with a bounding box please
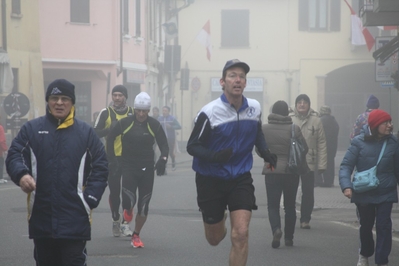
[212,148,233,163]
[262,149,278,169]
[155,157,167,176]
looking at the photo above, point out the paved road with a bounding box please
[1,151,399,265]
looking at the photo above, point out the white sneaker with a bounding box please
[357,255,369,266]
[112,216,121,237]
[0,179,7,184]
[120,223,133,237]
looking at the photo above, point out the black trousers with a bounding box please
[33,238,87,266]
[356,202,393,265]
[300,171,314,223]
[265,174,300,241]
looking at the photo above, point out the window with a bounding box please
[221,10,249,48]
[70,0,90,24]
[135,0,141,37]
[11,0,21,15]
[122,0,129,35]
[298,0,340,31]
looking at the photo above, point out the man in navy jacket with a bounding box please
[6,79,108,265]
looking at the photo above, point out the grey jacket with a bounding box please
[261,113,307,175]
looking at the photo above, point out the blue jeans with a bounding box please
[356,202,393,265]
[265,174,300,240]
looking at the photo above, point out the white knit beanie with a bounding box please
[134,92,151,110]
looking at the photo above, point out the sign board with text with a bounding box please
[375,36,399,82]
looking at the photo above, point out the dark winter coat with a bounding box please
[320,114,339,159]
[6,107,108,240]
[339,130,399,204]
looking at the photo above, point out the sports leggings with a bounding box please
[121,162,155,216]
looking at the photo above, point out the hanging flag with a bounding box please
[162,17,178,40]
[196,20,212,61]
[344,0,375,51]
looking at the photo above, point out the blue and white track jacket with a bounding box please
[187,94,269,180]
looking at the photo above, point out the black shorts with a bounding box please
[195,172,257,224]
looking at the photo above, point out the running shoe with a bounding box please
[112,215,121,237]
[120,223,133,237]
[123,209,133,223]
[131,234,144,248]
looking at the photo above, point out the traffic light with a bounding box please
[180,68,190,90]
[391,70,399,90]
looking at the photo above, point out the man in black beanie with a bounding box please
[290,94,327,229]
[93,84,134,237]
[6,79,108,265]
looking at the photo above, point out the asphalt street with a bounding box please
[1,149,399,266]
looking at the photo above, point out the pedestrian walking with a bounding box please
[152,106,160,119]
[339,109,399,266]
[93,85,134,237]
[186,59,277,266]
[107,92,169,248]
[6,79,108,265]
[158,106,181,171]
[350,94,379,141]
[290,94,327,229]
[261,100,308,248]
[315,105,339,187]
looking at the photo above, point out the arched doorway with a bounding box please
[324,62,397,150]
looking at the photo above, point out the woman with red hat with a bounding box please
[339,109,399,266]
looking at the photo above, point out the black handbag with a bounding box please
[287,124,309,175]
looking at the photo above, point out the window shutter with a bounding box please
[298,0,309,31]
[330,0,341,31]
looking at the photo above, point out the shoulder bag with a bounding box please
[352,140,387,193]
[288,124,309,175]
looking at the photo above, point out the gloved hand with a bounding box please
[155,157,167,176]
[212,148,233,163]
[262,150,277,169]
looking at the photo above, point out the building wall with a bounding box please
[39,0,147,123]
[2,0,45,120]
[174,0,393,145]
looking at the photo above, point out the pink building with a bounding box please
[39,0,147,124]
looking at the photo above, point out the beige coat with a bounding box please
[290,107,327,172]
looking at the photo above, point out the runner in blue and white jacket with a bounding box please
[187,59,277,266]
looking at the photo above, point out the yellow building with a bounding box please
[174,0,397,149]
[0,0,44,131]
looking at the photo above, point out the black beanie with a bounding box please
[272,100,289,116]
[295,94,311,106]
[46,79,75,104]
[112,85,128,99]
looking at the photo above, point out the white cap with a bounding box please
[134,92,151,110]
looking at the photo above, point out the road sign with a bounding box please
[375,36,399,82]
[3,92,30,118]
[380,81,395,88]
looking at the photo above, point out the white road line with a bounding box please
[331,221,399,242]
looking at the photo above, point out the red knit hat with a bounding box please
[368,109,391,130]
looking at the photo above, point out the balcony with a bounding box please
[360,0,399,26]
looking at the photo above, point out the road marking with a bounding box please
[332,221,399,242]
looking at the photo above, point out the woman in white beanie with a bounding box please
[107,92,169,248]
